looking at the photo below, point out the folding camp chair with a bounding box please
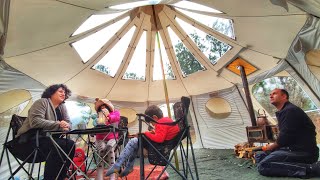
[0,114,47,180]
[79,117,128,179]
[137,96,199,180]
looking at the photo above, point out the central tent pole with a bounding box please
[152,5,180,170]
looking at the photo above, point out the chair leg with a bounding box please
[188,133,199,180]
[0,125,11,169]
[8,149,38,180]
[145,165,157,179]
[37,162,42,180]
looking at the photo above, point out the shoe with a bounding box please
[310,161,320,177]
[119,165,134,177]
[105,165,120,176]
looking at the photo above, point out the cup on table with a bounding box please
[77,123,86,130]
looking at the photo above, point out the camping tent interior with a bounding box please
[1,0,320,179]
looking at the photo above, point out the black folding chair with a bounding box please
[137,96,199,180]
[83,117,128,178]
[0,114,47,180]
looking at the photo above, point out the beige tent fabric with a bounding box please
[0,0,10,55]
[3,0,308,102]
[0,89,31,113]
[289,0,320,17]
[271,0,320,17]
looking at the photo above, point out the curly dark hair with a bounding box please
[41,84,71,101]
[145,105,163,119]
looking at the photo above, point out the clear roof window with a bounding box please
[176,8,235,39]
[153,34,175,80]
[176,17,232,65]
[93,27,136,77]
[109,0,161,10]
[172,1,222,13]
[72,11,128,36]
[123,31,147,80]
[72,17,129,63]
[168,27,205,77]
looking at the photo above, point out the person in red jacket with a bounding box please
[70,148,86,176]
[105,105,180,177]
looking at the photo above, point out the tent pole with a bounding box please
[152,5,179,170]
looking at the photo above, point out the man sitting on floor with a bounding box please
[255,88,320,178]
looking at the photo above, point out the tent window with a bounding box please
[168,27,205,77]
[306,50,320,79]
[72,11,128,36]
[175,17,232,65]
[153,34,175,80]
[93,27,136,77]
[158,103,175,120]
[0,89,31,114]
[109,0,161,10]
[172,1,222,13]
[205,98,231,119]
[176,8,235,39]
[123,31,147,80]
[72,17,129,63]
[252,76,318,116]
[119,108,137,124]
[65,101,92,130]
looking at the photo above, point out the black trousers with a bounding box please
[14,133,75,180]
[255,148,318,178]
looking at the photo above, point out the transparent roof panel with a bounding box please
[176,18,232,65]
[109,0,161,10]
[153,34,175,80]
[168,27,205,77]
[172,1,222,13]
[93,27,136,77]
[123,31,147,80]
[72,11,128,36]
[176,8,235,39]
[72,17,129,63]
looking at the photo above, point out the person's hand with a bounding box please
[262,145,268,151]
[262,143,278,151]
[149,130,155,134]
[128,133,138,138]
[59,120,70,129]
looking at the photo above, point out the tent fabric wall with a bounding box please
[289,0,320,18]
[0,0,10,55]
[0,59,45,105]
[271,0,320,17]
[285,15,320,102]
[192,88,251,149]
[0,59,46,179]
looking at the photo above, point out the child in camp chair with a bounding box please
[105,105,180,177]
[94,98,120,180]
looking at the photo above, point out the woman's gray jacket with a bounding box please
[16,98,70,137]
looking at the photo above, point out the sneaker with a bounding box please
[105,165,120,177]
[310,161,320,176]
[119,164,134,177]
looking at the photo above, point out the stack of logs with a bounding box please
[234,142,261,164]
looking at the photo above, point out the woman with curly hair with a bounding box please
[16,84,75,180]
